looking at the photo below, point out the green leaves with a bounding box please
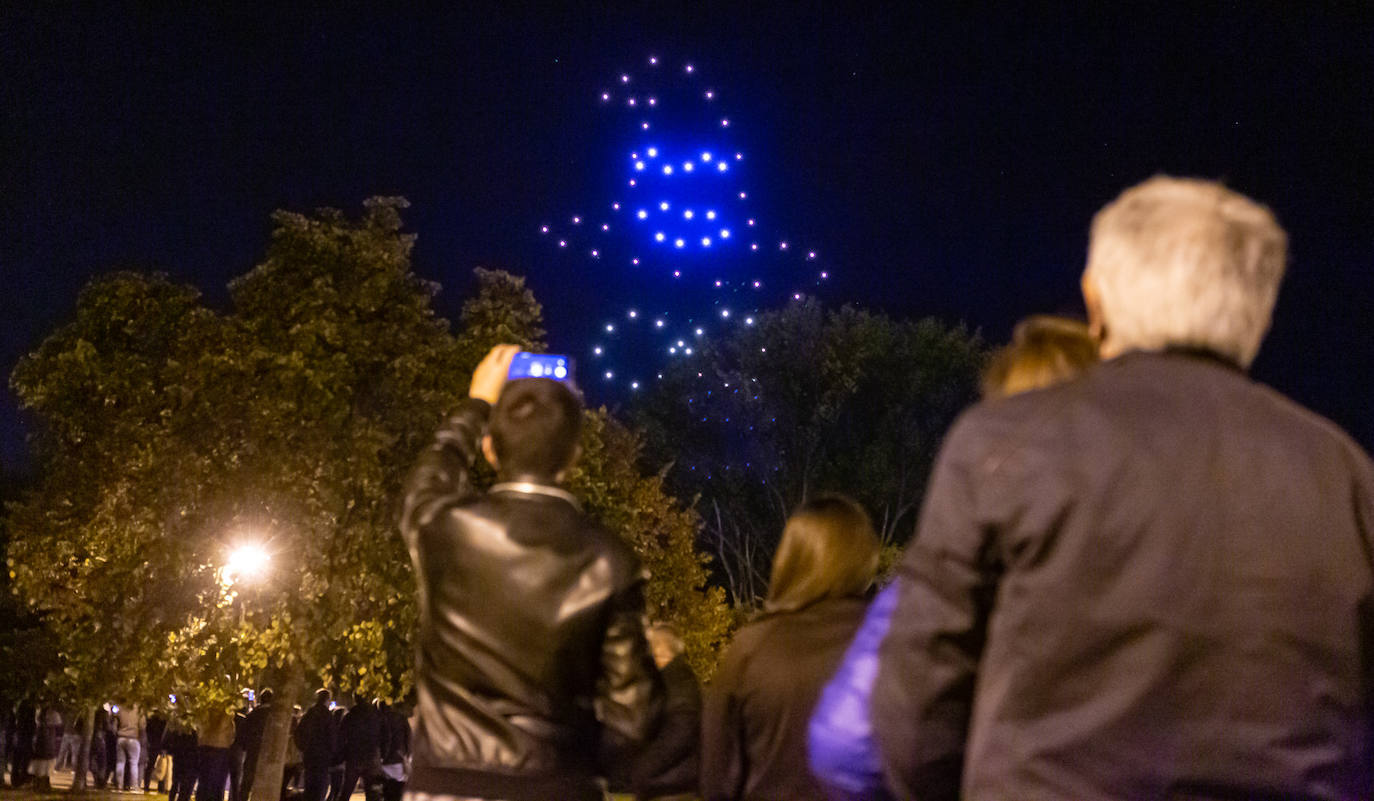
[6,197,734,708]
[637,298,986,607]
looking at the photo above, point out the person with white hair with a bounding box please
[872,176,1374,801]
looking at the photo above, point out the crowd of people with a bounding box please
[2,176,1370,801]
[399,176,1374,801]
[0,689,412,801]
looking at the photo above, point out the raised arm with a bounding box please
[399,345,518,541]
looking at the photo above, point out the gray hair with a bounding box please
[1086,176,1287,368]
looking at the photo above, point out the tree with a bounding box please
[637,297,985,607]
[9,199,732,796]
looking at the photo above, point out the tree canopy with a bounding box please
[7,198,731,796]
[636,297,985,606]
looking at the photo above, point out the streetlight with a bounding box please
[221,543,270,587]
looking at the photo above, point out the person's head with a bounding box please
[982,315,1098,399]
[313,688,330,708]
[1082,176,1287,368]
[645,622,686,669]
[481,378,583,482]
[765,495,881,613]
[257,687,273,706]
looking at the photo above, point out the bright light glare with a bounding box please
[659,201,670,210]
[223,543,270,585]
[706,210,716,220]
[663,165,673,175]
[647,147,659,157]
[701,152,712,161]
[635,161,646,171]
[637,209,648,218]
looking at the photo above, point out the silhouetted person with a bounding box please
[399,345,662,800]
[873,177,1374,800]
[195,707,236,801]
[702,496,881,801]
[377,700,409,801]
[239,687,273,800]
[294,690,335,801]
[337,698,382,801]
[166,714,199,801]
[11,699,36,787]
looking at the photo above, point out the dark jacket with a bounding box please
[702,597,870,801]
[339,702,382,769]
[873,350,1374,801]
[632,655,701,799]
[399,398,663,801]
[33,709,62,759]
[240,702,271,756]
[379,705,410,766]
[294,702,336,765]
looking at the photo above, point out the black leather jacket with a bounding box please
[400,398,663,801]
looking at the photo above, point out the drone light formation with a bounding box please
[538,53,832,390]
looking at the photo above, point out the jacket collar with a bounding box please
[490,481,581,510]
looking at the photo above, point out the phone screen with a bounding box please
[508,352,573,382]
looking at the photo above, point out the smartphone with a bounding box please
[508,352,573,382]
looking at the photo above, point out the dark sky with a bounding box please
[3,3,1372,471]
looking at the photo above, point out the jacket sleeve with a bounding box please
[594,574,665,763]
[700,643,748,801]
[871,419,998,801]
[808,582,900,800]
[398,398,490,545]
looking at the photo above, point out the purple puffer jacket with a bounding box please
[807,582,898,801]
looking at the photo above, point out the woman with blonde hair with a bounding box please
[702,495,881,801]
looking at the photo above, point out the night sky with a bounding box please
[3,4,1372,472]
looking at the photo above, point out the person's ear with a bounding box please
[1081,271,1107,352]
[555,444,583,483]
[481,435,499,470]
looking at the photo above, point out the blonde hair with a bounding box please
[765,495,880,613]
[982,315,1098,398]
[1086,176,1287,368]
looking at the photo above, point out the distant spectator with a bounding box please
[377,700,410,801]
[10,699,35,787]
[702,495,881,801]
[294,690,335,801]
[283,704,304,797]
[337,698,383,801]
[809,313,1097,800]
[324,705,346,801]
[229,690,252,801]
[145,706,169,791]
[28,704,62,791]
[872,176,1374,800]
[114,701,146,790]
[55,705,82,773]
[239,687,273,800]
[195,707,236,801]
[166,713,200,801]
[90,706,113,788]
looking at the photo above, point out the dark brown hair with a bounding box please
[489,378,582,479]
[765,495,880,613]
[981,315,1098,399]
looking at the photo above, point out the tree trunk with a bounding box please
[249,667,304,801]
[68,705,95,792]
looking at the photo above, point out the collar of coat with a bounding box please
[490,481,581,510]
